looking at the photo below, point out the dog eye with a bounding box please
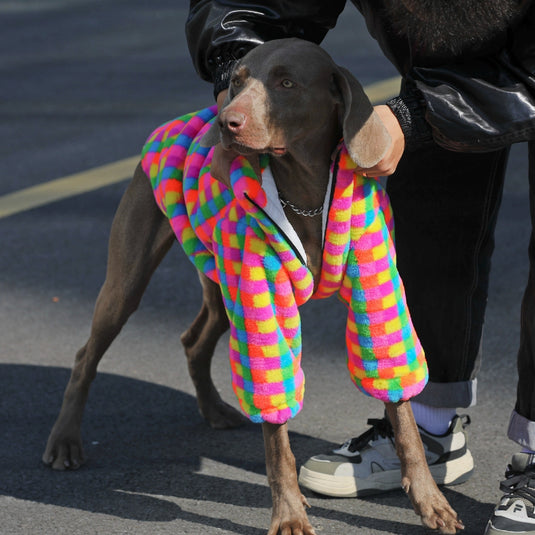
[232,78,242,87]
[281,79,295,88]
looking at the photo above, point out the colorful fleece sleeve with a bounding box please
[343,191,427,401]
[315,149,427,402]
[212,156,316,423]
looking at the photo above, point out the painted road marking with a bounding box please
[0,76,401,220]
[0,156,140,219]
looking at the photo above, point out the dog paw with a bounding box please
[267,513,317,535]
[267,493,317,535]
[420,507,464,534]
[42,433,85,470]
[267,520,317,535]
[403,477,464,533]
[200,399,248,429]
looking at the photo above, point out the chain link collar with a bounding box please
[279,194,324,218]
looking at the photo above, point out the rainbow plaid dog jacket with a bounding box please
[141,106,428,424]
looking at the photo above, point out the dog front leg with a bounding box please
[262,422,316,535]
[385,401,464,533]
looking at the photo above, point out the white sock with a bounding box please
[411,402,457,436]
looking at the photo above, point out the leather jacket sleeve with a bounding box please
[186,0,345,96]
[400,2,535,152]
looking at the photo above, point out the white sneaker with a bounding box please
[298,415,474,497]
[485,453,535,535]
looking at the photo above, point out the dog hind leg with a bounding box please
[181,271,247,428]
[43,164,175,470]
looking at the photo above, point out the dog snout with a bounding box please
[221,110,247,134]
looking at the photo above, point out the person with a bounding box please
[186,1,535,533]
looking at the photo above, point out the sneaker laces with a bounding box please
[500,464,535,507]
[339,418,394,453]
[458,413,471,430]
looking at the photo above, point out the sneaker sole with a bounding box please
[298,449,475,498]
[484,521,535,535]
[484,524,518,535]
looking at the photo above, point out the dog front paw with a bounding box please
[403,476,464,533]
[267,492,317,535]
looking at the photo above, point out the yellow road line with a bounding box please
[0,76,401,220]
[0,156,139,219]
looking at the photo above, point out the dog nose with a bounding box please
[222,111,247,133]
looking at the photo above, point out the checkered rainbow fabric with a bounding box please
[141,106,428,424]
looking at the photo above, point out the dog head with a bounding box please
[201,38,391,168]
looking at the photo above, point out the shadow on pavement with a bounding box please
[0,364,492,534]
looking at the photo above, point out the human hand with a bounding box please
[355,105,405,177]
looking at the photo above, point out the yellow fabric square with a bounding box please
[229,233,240,248]
[256,316,278,334]
[266,369,284,384]
[248,266,265,281]
[372,243,387,262]
[377,268,391,285]
[262,343,282,358]
[388,340,406,357]
[270,393,288,407]
[283,315,300,330]
[384,317,402,334]
[253,292,272,308]
[381,292,397,309]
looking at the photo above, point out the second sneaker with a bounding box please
[298,414,474,497]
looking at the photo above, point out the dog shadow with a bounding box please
[0,364,492,534]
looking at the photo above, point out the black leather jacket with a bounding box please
[186,0,535,152]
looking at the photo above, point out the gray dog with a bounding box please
[43,38,463,534]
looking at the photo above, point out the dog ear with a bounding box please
[199,91,233,147]
[333,66,391,168]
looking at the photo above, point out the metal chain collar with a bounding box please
[279,195,324,218]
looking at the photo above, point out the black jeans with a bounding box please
[387,143,509,409]
[509,141,535,448]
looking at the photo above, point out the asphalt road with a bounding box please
[0,1,531,534]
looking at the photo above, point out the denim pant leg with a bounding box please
[509,141,535,449]
[387,144,509,408]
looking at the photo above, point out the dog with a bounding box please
[43,38,463,534]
